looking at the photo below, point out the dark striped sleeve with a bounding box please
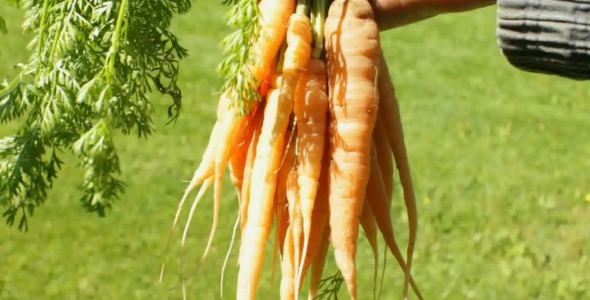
[497,0,590,80]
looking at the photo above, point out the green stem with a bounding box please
[47,0,77,61]
[311,0,327,58]
[0,76,21,97]
[35,0,51,67]
[105,0,128,82]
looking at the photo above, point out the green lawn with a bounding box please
[2,3,590,299]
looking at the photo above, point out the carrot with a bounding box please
[367,142,424,300]
[296,214,329,292]
[359,198,379,300]
[165,0,293,278]
[288,163,304,285]
[179,31,275,219]
[173,90,230,217]
[280,226,296,300]
[308,226,331,299]
[180,177,214,251]
[237,4,313,298]
[373,103,397,299]
[250,0,295,84]
[295,131,331,290]
[179,0,288,205]
[229,103,265,194]
[324,0,381,297]
[222,0,291,194]
[236,89,288,300]
[274,137,296,255]
[172,0,295,275]
[270,132,296,298]
[271,6,313,147]
[159,91,232,282]
[287,164,303,300]
[170,177,214,294]
[230,52,278,195]
[235,102,265,234]
[295,0,331,291]
[373,114,394,200]
[378,53,418,299]
[203,105,255,266]
[239,121,259,234]
[176,177,214,291]
[239,87,279,236]
[220,211,240,298]
[239,77,280,234]
[294,58,329,287]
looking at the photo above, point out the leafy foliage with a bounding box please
[314,271,344,299]
[217,0,259,115]
[0,0,191,230]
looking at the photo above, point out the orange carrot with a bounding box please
[229,111,259,195]
[239,134,256,234]
[250,0,296,84]
[270,131,296,298]
[378,53,418,299]
[176,91,230,209]
[220,212,240,298]
[274,129,297,255]
[179,0,289,202]
[359,198,379,300]
[168,0,293,260]
[367,142,423,300]
[324,0,381,297]
[239,105,265,233]
[240,76,279,234]
[280,226,296,300]
[294,58,329,285]
[237,6,312,298]
[373,114,394,199]
[308,226,331,299]
[239,86,279,236]
[237,88,288,300]
[271,9,312,147]
[204,105,254,265]
[174,0,295,273]
[159,92,231,282]
[296,132,331,290]
[287,164,303,299]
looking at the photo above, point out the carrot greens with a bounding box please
[0,0,192,230]
[218,0,260,115]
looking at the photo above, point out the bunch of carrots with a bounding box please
[162,0,422,299]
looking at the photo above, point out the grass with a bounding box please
[1,2,589,299]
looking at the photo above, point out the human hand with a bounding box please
[371,0,496,30]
